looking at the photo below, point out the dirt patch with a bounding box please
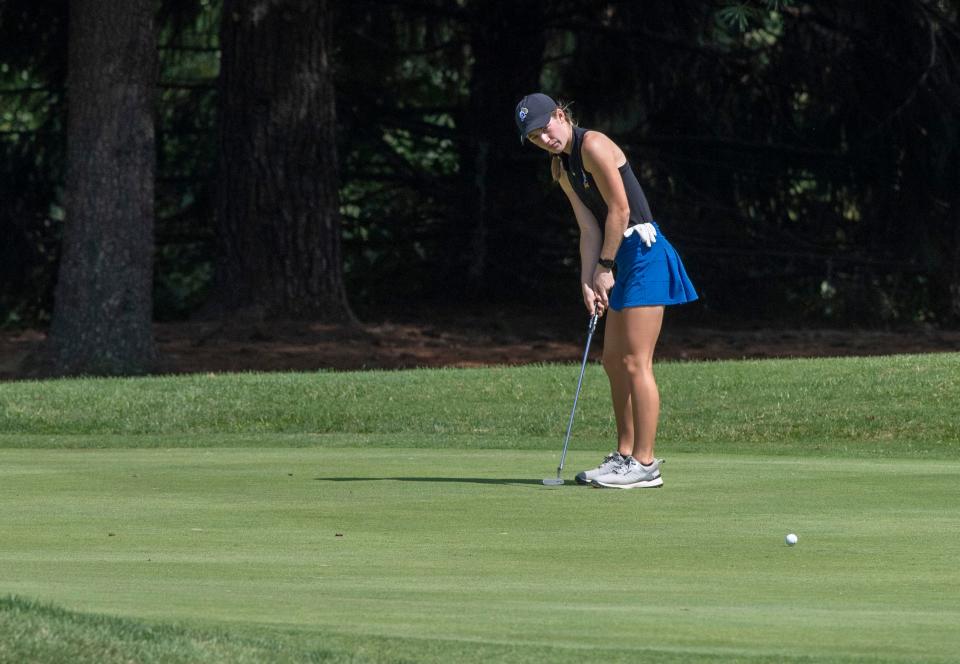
[1,315,958,380]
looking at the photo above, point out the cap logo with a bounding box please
[518,107,529,121]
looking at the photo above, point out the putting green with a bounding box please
[1,446,958,662]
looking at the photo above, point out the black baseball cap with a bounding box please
[515,93,558,143]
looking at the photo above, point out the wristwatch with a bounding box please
[598,258,616,269]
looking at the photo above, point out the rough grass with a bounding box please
[0,596,376,664]
[1,353,959,458]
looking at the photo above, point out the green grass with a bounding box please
[2,353,960,457]
[0,595,376,664]
[1,353,959,662]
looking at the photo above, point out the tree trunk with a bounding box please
[461,0,546,297]
[215,0,352,321]
[49,0,157,376]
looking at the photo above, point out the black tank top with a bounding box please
[559,126,654,225]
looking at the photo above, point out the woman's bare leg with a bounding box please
[601,310,634,457]
[603,306,664,464]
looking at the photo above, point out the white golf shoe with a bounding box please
[591,456,663,489]
[575,452,626,485]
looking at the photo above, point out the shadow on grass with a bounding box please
[314,476,569,486]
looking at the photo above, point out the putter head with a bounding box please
[542,478,564,486]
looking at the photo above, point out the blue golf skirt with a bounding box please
[608,222,699,311]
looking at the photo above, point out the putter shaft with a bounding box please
[555,310,599,477]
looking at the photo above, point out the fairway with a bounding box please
[2,355,960,662]
[2,446,959,662]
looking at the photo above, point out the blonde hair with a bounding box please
[550,155,564,182]
[557,100,576,126]
[550,100,576,183]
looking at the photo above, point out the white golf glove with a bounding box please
[623,222,657,247]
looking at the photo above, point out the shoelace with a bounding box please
[602,453,619,464]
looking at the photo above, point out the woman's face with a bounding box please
[526,111,569,154]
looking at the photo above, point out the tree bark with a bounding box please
[49,0,157,375]
[215,0,352,321]
[461,0,546,297]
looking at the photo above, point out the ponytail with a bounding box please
[550,100,575,183]
[551,155,564,182]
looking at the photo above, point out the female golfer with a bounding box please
[515,93,698,488]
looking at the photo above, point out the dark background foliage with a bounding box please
[2,0,959,328]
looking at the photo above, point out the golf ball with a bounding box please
[785,533,798,546]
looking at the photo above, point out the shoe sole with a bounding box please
[591,477,663,489]
[575,470,620,485]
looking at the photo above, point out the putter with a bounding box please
[542,307,600,486]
